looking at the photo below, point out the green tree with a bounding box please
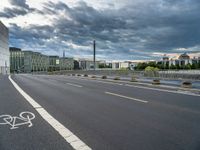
[185,63,191,70]
[135,62,148,70]
[198,61,200,69]
[170,64,176,69]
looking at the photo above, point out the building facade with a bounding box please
[59,57,74,70]
[79,59,99,70]
[48,56,60,71]
[10,48,49,73]
[0,21,9,74]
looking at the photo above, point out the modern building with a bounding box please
[10,47,49,73]
[112,62,130,70]
[48,56,60,71]
[79,59,99,70]
[59,57,74,70]
[74,60,80,70]
[0,21,9,74]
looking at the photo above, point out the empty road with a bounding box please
[0,74,200,150]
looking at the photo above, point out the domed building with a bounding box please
[178,53,191,66]
[178,52,190,60]
[162,54,169,61]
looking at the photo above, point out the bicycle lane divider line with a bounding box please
[8,75,92,150]
[105,91,148,103]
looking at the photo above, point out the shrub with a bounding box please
[102,75,107,79]
[131,75,137,82]
[114,77,120,80]
[84,74,88,77]
[152,79,160,85]
[181,81,192,88]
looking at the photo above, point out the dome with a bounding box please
[179,52,190,60]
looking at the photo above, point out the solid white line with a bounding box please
[105,91,148,103]
[124,84,200,97]
[8,75,92,150]
[66,83,83,88]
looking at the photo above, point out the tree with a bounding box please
[135,62,148,70]
[176,64,180,70]
[170,64,176,69]
[185,63,191,70]
[198,61,200,69]
[191,63,198,69]
[148,62,156,67]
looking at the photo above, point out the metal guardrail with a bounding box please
[49,69,200,81]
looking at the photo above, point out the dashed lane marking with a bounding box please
[8,75,92,150]
[65,83,83,88]
[105,91,148,103]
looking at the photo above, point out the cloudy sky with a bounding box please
[0,0,200,60]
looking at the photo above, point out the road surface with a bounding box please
[0,74,200,150]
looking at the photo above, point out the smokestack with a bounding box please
[63,50,65,58]
[93,40,96,70]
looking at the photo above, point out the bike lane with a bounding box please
[0,75,73,150]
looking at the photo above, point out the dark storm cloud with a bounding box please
[0,7,28,18]
[6,0,200,60]
[0,0,35,18]
[9,0,30,9]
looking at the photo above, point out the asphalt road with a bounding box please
[0,75,73,150]
[1,74,200,150]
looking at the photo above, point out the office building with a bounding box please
[0,21,9,74]
[59,57,74,70]
[79,59,99,70]
[10,47,49,73]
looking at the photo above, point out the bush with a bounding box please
[114,77,120,80]
[77,74,81,76]
[84,74,88,77]
[145,66,159,72]
[181,81,192,88]
[152,79,160,85]
[91,76,96,78]
[102,75,107,79]
[131,75,137,82]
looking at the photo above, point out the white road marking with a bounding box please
[66,83,83,88]
[8,75,92,150]
[125,84,200,97]
[105,92,148,103]
[0,112,35,130]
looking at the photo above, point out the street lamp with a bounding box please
[93,40,96,71]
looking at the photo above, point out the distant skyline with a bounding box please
[1,0,200,60]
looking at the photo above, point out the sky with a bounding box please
[0,0,200,61]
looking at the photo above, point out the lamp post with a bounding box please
[93,40,96,71]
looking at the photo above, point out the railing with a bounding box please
[49,69,200,81]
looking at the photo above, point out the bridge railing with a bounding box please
[49,69,200,81]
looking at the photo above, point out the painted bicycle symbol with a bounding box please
[0,112,35,130]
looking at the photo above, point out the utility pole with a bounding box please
[93,40,96,70]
